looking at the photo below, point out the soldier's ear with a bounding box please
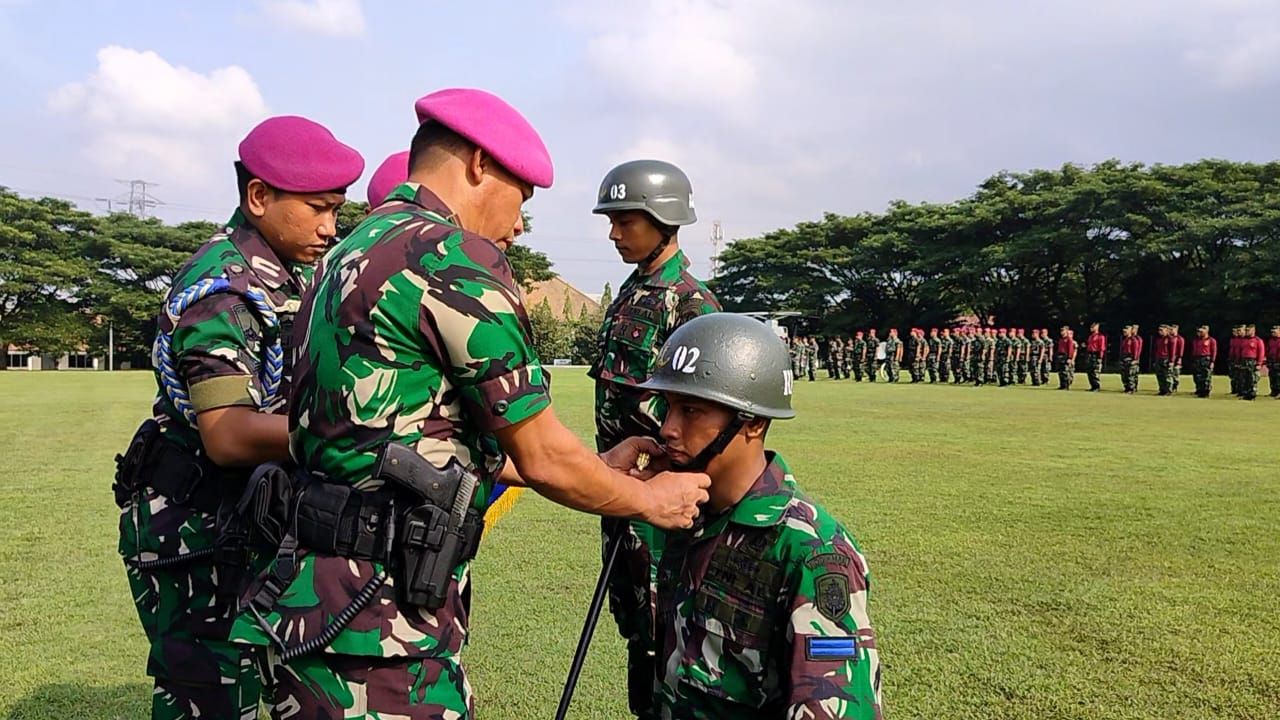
[742,417,769,440]
[244,178,273,218]
[466,147,487,187]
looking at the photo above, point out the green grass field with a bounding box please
[1,369,1278,719]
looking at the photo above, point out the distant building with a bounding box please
[521,277,601,319]
[4,345,105,370]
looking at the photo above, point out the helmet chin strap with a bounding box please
[639,226,676,268]
[670,412,751,472]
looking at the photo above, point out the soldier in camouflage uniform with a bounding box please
[953,327,970,384]
[992,328,1009,386]
[828,337,845,379]
[789,337,802,379]
[110,117,364,719]
[1229,325,1244,396]
[589,158,722,718]
[926,328,941,383]
[850,331,867,382]
[903,329,920,383]
[983,328,997,384]
[1012,328,1027,384]
[227,90,710,719]
[884,328,902,382]
[1027,329,1042,386]
[865,329,881,382]
[970,328,986,386]
[1037,328,1052,385]
[638,314,882,719]
[937,327,951,383]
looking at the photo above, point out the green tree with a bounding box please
[85,212,212,366]
[528,297,573,362]
[0,189,97,357]
[712,159,1280,345]
[337,200,370,238]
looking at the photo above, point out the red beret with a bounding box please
[414,88,553,189]
[238,116,364,193]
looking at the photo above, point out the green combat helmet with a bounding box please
[593,159,698,228]
[640,313,795,470]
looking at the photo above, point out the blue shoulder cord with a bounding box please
[155,276,283,425]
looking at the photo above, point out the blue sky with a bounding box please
[3,0,1280,294]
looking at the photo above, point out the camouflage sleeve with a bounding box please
[785,540,882,720]
[171,294,264,413]
[420,235,550,433]
[674,284,722,327]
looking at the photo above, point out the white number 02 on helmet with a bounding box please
[670,345,701,374]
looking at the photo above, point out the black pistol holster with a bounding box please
[240,444,485,617]
[373,443,485,611]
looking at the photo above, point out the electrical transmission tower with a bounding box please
[709,220,724,276]
[114,179,161,218]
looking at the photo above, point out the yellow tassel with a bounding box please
[482,486,526,540]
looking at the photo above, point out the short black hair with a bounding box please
[408,122,475,175]
[235,161,278,203]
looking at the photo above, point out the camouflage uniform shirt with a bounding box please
[655,453,882,719]
[229,182,551,659]
[590,248,721,449]
[122,209,310,640]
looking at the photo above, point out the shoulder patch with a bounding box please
[804,552,851,570]
[814,571,850,621]
[805,636,859,661]
[231,304,261,343]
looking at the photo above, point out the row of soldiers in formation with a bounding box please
[788,323,1280,400]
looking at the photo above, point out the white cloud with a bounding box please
[1186,23,1280,89]
[259,0,366,38]
[571,0,764,109]
[49,46,269,186]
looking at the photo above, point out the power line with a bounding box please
[115,179,161,218]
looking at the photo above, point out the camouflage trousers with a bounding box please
[1056,354,1074,388]
[1120,356,1139,393]
[886,359,900,382]
[1192,356,1213,397]
[994,359,1009,386]
[1085,352,1103,391]
[1016,359,1028,384]
[1239,359,1259,399]
[1171,363,1182,393]
[866,359,881,381]
[257,651,471,718]
[1154,359,1172,395]
[927,357,940,383]
[1270,362,1280,397]
[1230,360,1241,395]
[121,506,264,720]
[852,360,865,382]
